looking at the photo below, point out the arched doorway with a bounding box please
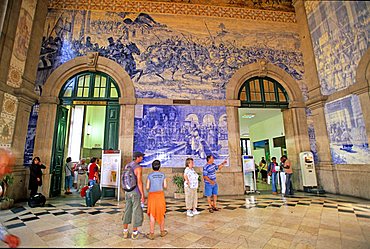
[50,71,120,197]
[33,55,136,198]
[226,61,310,192]
[238,76,289,191]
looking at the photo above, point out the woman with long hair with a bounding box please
[28,157,46,196]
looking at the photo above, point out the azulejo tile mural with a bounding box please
[324,95,368,164]
[37,10,304,99]
[306,1,369,95]
[0,93,18,148]
[134,105,229,167]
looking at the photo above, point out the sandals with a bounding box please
[160,230,168,237]
[208,208,214,213]
[146,233,155,240]
[212,207,220,211]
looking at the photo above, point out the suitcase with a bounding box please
[28,193,46,208]
[85,184,101,207]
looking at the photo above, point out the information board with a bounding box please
[101,150,121,200]
[242,155,256,191]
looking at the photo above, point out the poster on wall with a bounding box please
[134,105,229,167]
[101,150,121,196]
[242,155,256,191]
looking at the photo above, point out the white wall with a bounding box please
[249,112,285,162]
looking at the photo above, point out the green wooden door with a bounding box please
[104,105,119,150]
[50,106,69,197]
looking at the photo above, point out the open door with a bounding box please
[104,105,119,150]
[50,106,69,197]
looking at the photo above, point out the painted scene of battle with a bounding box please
[36,10,305,99]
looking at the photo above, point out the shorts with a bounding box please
[204,183,218,197]
[123,191,143,228]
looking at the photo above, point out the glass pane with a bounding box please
[100,89,106,97]
[265,92,271,101]
[94,88,99,97]
[110,87,118,98]
[78,77,84,86]
[278,89,286,101]
[101,77,107,87]
[83,88,89,97]
[240,90,246,101]
[64,86,72,97]
[95,77,101,88]
[249,81,255,91]
[77,88,83,97]
[84,75,90,87]
[255,81,260,92]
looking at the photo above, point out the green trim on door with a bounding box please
[104,105,120,150]
[50,106,69,197]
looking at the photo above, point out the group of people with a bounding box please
[122,151,227,240]
[64,157,101,195]
[257,155,294,196]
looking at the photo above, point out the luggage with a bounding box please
[85,184,101,207]
[28,193,46,208]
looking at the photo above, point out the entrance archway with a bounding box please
[226,61,310,190]
[33,54,136,197]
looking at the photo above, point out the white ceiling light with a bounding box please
[242,113,255,119]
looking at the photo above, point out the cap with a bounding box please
[133,151,145,158]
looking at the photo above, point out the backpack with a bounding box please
[122,164,137,192]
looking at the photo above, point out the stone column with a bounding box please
[293,0,337,192]
[218,100,244,195]
[33,97,59,197]
[283,101,311,189]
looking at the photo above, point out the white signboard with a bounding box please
[242,155,256,191]
[101,150,121,200]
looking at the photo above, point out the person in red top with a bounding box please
[88,157,99,186]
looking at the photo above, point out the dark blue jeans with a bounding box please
[271,172,278,192]
[285,173,293,195]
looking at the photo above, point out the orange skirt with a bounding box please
[147,191,166,224]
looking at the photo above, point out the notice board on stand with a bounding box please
[101,150,121,201]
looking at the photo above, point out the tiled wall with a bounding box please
[36,10,306,99]
[134,105,229,167]
[306,1,369,164]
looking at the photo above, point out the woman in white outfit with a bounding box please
[184,158,200,217]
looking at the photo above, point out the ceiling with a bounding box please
[238,108,283,137]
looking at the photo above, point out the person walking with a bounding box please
[28,157,46,196]
[122,152,145,240]
[88,157,99,186]
[282,155,293,196]
[75,158,88,192]
[145,160,168,240]
[184,157,200,217]
[203,155,227,213]
[64,157,73,194]
[268,157,278,195]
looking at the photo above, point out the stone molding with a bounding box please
[48,0,296,23]
[305,94,328,110]
[41,55,135,102]
[226,61,304,103]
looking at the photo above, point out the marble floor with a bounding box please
[0,192,370,248]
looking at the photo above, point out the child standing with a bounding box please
[146,160,167,240]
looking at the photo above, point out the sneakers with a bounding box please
[160,230,168,237]
[192,209,200,215]
[186,210,194,217]
[131,231,140,240]
[123,230,129,239]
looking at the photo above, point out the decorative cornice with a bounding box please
[48,0,296,23]
[305,94,328,110]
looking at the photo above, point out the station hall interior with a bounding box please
[0,0,369,248]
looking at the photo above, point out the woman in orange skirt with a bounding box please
[146,160,167,240]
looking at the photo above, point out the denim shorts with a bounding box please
[204,183,218,197]
[122,191,143,228]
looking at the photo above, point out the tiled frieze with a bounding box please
[48,0,296,23]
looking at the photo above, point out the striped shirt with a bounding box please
[203,163,219,184]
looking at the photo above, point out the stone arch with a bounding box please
[34,54,136,197]
[42,54,136,103]
[355,47,370,88]
[226,61,305,106]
